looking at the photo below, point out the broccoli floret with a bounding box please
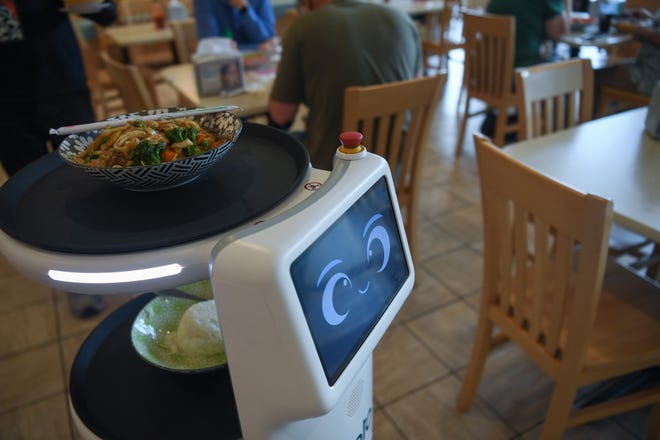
[165,126,198,144]
[132,140,165,165]
[165,127,185,143]
[132,119,146,128]
[183,145,202,157]
[183,126,197,143]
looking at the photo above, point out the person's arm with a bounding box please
[194,0,224,39]
[267,99,298,130]
[232,0,276,45]
[545,0,571,41]
[268,20,301,130]
[634,26,660,47]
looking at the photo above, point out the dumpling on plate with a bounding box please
[172,300,224,356]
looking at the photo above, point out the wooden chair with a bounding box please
[515,58,653,262]
[515,58,594,141]
[72,19,123,119]
[455,12,518,156]
[342,74,446,263]
[117,0,153,24]
[596,85,651,118]
[457,133,660,439]
[100,51,156,112]
[169,17,198,63]
[421,5,464,76]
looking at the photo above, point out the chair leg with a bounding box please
[457,317,494,411]
[540,375,579,440]
[493,108,508,147]
[454,95,470,157]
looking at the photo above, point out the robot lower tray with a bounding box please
[69,294,242,439]
[0,123,309,254]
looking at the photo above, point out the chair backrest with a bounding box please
[421,5,464,73]
[422,6,452,43]
[474,132,613,365]
[462,12,516,106]
[342,74,446,259]
[72,19,99,91]
[515,58,594,141]
[100,51,155,112]
[169,17,198,63]
[117,0,153,24]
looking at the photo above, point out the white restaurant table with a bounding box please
[559,31,633,49]
[504,107,660,243]
[385,0,445,16]
[160,63,275,118]
[103,22,176,63]
[104,22,174,47]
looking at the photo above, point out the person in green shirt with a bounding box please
[267,0,422,170]
[486,0,571,67]
[481,0,571,140]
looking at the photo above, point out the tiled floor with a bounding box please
[0,57,652,439]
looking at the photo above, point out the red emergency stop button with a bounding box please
[338,131,365,154]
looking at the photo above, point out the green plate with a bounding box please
[131,281,227,373]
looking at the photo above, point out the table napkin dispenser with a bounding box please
[193,38,245,97]
[645,81,660,140]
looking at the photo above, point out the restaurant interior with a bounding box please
[0,0,658,438]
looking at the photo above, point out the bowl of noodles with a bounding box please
[58,108,242,191]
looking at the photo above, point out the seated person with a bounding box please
[267,0,422,170]
[596,8,660,102]
[482,0,571,140]
[193,0,276,50]
[486,0,571,67]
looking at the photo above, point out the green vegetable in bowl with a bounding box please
[132,140,165,166]
[183,144,202,157]
[165,126,198,144]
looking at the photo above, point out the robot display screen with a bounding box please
[290,177,410,385]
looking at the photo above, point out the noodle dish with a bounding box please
[59,109,242,191]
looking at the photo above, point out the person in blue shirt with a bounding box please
[193,0,276,50]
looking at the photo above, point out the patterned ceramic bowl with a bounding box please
[58,108,243,192]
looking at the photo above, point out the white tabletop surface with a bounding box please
[160,63,275,118]
[559,31,633,48]
[504,107,660,243]
[385,0,445,15]
[104,22,174,47]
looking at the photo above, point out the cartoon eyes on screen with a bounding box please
[318,214,391,326]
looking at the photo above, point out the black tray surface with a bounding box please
[69,293,242,440]
[0,123,309,254]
